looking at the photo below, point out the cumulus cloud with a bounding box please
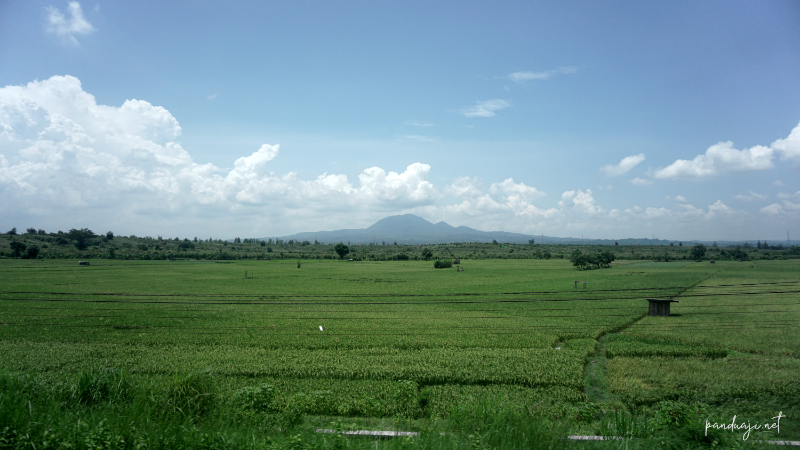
[706,200,733,219]
[761,203,783,215]
[508,67,578,83]
[1,75,791,239]
[770,120,800,161]
[653,141,773,180]
[489,178,545,202]
[759,190,800,216]
[441,177,557,228]
[0,76,440,233]
[600,153,645,177]
[46,2,94,45]
[559,189,602,214]
[445,177,482,198]
[460,99,511,118]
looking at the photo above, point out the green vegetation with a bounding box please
[3,229,799,263]
[0,255,797,448]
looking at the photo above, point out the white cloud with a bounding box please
[783,200,800,211]
[1,75,791,240]
[630,177,653,186]
[654,141,773,180]
[0,76,440,233]
[600,153,645,177]
[706,200,732,219]
[508,67,578,83]
[46,2,94,45]
[357,163,435,206]
[559,189,602,214]
[733,190,767,202]
[460,99,511,118]
[761,203,783,215]
[773,180,784,187]
[440,177,557,228]
[207,94,217,100]
[770,120,800,161]
[489,178,545,202]
[445,177,482,198]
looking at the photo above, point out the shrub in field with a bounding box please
[279,398,305,430]
[74,367,132,406]
[570,249,615,270]
[433,260,452,268]
[599,410,651,440]
[394,380,421,419]
[233,383,275,411]
[652,400,704,430]
[288,390,336,415]
[572,401,602,422]
[164,369,215,416]
[448,396,568,449]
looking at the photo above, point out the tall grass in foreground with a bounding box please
[0,369,573,450]
[0,370,781,449]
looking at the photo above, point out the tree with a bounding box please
[690,243,707,261]
[571,249,614,270]
[10,241,26,257]
[68,228,96,250]
[26,227,36,234]
[106,231,114,240]
[421,248,433,260]
[7,228,17,235]
[334,243,350,260]
[528,239,535,245]
[729,247,748,261]
[25,245,40,259]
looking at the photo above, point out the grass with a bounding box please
[0,257,797,447]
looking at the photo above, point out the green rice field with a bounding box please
[0,257,798,448]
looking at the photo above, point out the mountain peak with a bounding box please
[367,214,435,232]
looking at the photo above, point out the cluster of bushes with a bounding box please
[570,249,615,270]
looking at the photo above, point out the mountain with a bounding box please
[259,214,535,244]
[256,214,767,246]
[266,214,563,245]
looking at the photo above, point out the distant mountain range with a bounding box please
[259,214,767,246]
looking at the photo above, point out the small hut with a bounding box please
[646,298,678,316]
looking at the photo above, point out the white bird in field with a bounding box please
[319,326,323,331]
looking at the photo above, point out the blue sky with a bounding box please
[1,1,799,240]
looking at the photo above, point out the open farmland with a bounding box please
[0,258,798,448]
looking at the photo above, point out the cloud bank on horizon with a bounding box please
[1,75,799,240]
